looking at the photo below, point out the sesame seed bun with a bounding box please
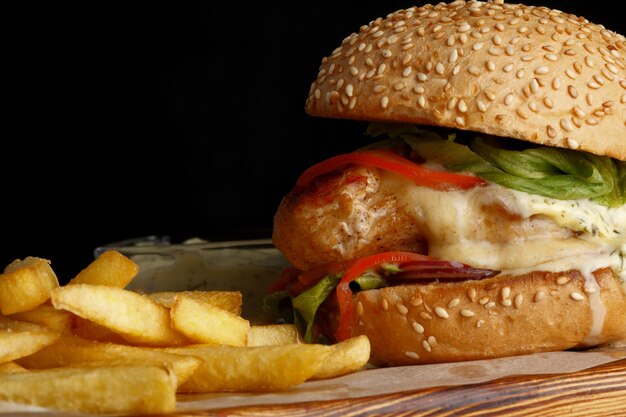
[305,1,626,160]
[318,268,626,366]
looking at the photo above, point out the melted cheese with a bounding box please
[381,173,626,343]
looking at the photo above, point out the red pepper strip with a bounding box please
[295,150,485,191]
[334,251,433,341]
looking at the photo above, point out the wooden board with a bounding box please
[171,358,626,416]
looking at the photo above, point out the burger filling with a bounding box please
[267,123,626,344]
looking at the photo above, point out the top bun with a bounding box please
[305,0,626,161]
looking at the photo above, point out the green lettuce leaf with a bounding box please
[375,123,625,207]
[291,274,341,343]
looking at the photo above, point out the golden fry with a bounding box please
[170,295,250,346]
[165,343,331,393]
[0,365,176,414]
[0,257,59,315]
[9,303,73,333]
[149,290,242,315]
[247,324,301,346]
[68,250,138,288]
[311,335,371,380]
[51,284,186,346]
[18,335,202,388]
[0,361,27,374]
[0,317,59,363]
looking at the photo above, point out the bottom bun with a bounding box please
[319,268,626,366]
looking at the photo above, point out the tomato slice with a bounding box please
[334,251,433,341]
[295,150,485,191]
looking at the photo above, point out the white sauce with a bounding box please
[381,173,626,343]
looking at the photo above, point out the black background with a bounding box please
[2,1,623,283]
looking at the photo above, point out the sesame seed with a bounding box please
[501,287,511,300]
[535,66,549,75]
[449,49,459,63]
[514,294,523,309]
[428,336,437,346]
[473,42,484,51]
[477,100,488,112]
[447,34,456,46]
[493,34,502,45]
[477,320,485,328]
[452,65,460,75]
[411,321,425,334]
[588,81,601,89]
[402,66,412,77]
[593,75,605,85]
[568,85,578,98]
[419,312,433,320]
[405,351,420,360]
[417,72,428,81]
[529,102,538,112]
[544,97,554,108]
[422,340,432,352]
[570,292,585,301]
[503,63,514,73]
[410,296,423,306]
[461,309,475,317]
[505,45,514,56]
[485,301,496,309]
[381,49,392,59]
[381,96,390,109]
[396,303,409,315]
[314,89,321,100]
[435,307,449,319]
[381,298,389,310]
[504,93,514,106]
[418,95,427,108]
[479,297,489,305]
[345,84,354,97]
[468,66,481,76]
[560,118,574,132]
[457,100,468,113]
[488,47,502,56]
[584,285,598,294]
[373,84,386,93]
[436,62,445,75]
[501,299,512,307]
[486,60,495,71]
[402,53,412,65]
[567,138,580,149]
[544,53,558,61]
[448,298,460,308]
[458,23,471,33]
[586,117,599,125]
[534,290,546,302]
[455,116,465,127]
[377,63,386,75]
[516,69,525,79]
[565,69,577,79]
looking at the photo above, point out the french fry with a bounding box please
[0,365,176,414]
[51,284,186,346]
[311,335,371,380]
[9,303,74,333]
[247,324,301,346]
[170,295,250,346]
[0,257,59,315]
[18,335,203,388]
[0,317,60,363]
[68,250,139,288]
[149,290,242,315]
[165,343,331,392]
[0,361,27,374]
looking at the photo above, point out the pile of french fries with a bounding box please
[0,250,371,415]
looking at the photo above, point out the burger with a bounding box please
[267,0,626,366]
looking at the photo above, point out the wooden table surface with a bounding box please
[169,358,626,417]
